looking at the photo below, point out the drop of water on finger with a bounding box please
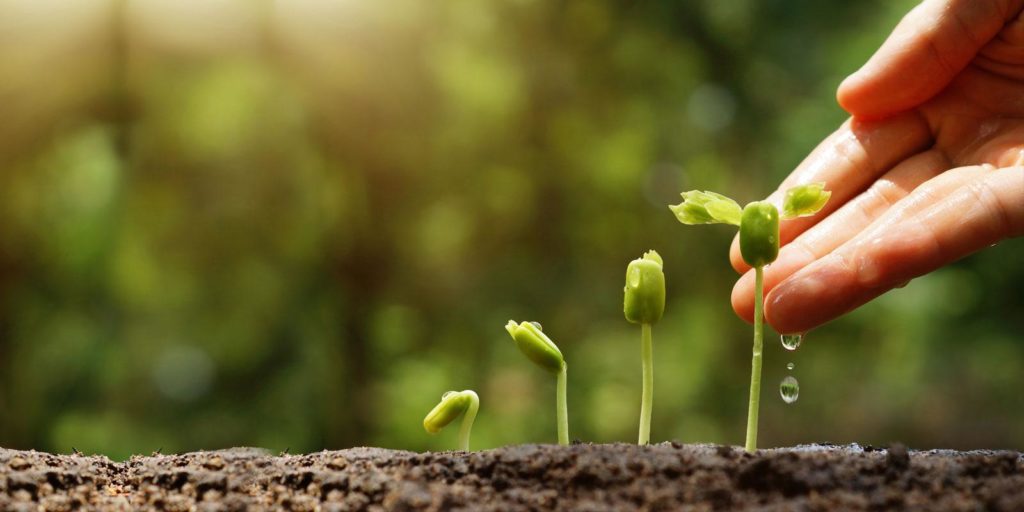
[780,376,799,404]
[781,333,803,351]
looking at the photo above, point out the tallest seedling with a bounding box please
[669,183,830,452]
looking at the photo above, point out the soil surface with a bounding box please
[0,442,1021,511]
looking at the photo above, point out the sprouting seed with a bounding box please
[423,390,480,451]
[505,320,569,445]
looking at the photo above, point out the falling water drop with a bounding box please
[530,321,544,331]
[786,362,795,371]
[780,376,799,404]
[780,333,803,351]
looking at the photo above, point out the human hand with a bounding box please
[730,0,1024,334]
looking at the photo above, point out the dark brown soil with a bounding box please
[0,443,1021,511]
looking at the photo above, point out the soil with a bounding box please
[0,442,1020,511]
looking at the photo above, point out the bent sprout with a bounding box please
[624,250,665,445]
[505,320,569,445]
[423,389,480,451]
[670,183,830,452]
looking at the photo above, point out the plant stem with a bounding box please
[457,391,479,452]
[745,265,765,452]
[638,323,653,445]
[557,362,569,446]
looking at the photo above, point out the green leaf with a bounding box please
[669,190,742,226]
[781,183,831,219]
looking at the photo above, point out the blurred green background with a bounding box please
[0,0,1021,460]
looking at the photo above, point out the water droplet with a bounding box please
[780,376,799,404]
[786,362,795,371]
[530,321,543,331]
[627,267,641,288]
[780,333,803,351]
[442,391,456,400]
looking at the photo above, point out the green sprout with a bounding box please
[505,320,569,445]
[670,183,830,452]
[623,250,665,445]
[423,389,480,451]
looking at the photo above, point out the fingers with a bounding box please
[763,166,1024,334]
[730,149,954,322]
[838,0,1024,120]
[729,112,932,274]
[975,11,1024,80]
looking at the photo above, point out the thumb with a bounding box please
[838,0,1023,120]
[764,166,1024,334]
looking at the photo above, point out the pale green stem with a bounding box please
[745,265,764,452]
[457,391,479,451]
[638,323,653,445]
[557,362,569,446]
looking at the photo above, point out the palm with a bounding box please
[921,35,1024,169]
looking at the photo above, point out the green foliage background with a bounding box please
[0,0,1021,460]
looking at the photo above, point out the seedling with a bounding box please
[669,183,830,452]
[423,389,480,451]
[505,320,569,445]
[623,250,665,445]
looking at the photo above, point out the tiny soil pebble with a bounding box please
[0,444,1021,511]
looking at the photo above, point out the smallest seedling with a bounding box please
[423,390,480,451]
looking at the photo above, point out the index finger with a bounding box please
[764,166,1024,334]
